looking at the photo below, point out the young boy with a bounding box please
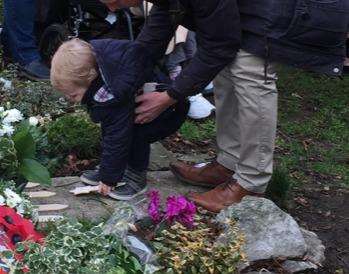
[51,38,188,200]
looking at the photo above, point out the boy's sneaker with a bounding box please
[108,168,147,201]
[108,183,147,201]
[80,169,100,186]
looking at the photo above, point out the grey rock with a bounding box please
[281,229,325,272]
[217,196,307,263]
[300,228,325,265]
[148,142,175,171]
[282,260,318,273]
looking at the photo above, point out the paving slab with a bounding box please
[148,142,176,171]
[29,172,207,222]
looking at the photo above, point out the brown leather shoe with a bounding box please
[189,180,263,213]
[170,160,233,188]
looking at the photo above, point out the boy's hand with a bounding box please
[98,182,112,195]
[135,91,176,124]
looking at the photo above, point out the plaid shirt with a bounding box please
[93,85,115,102]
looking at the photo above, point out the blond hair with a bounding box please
[50,38,98,91]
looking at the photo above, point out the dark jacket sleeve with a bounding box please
[136,5,177,64]
[137,0,241,99]
[91,103,134,186]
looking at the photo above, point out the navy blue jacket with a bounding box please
[137,0,349,100]
[82,39,152,186]
[137,0,241,100]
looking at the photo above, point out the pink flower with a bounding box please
[165,195,196,228]
[147,190,163,224]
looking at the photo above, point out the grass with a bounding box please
[179,65,349,189]
[276,66,349,187]
[179,119,216,141]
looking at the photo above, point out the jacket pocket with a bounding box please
[283,0,349,49]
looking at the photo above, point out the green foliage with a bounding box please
[265,168,291,208]
[179,119,216,141]
[13,121,51,186]
[14,219,143,274]
[154,216,245,274]
[0,121,51,186]
[47,113,101,159]
[0,137,19,179]
[0,66,75,118]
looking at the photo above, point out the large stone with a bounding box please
[281,260,318,273]
[300,228,325,265]
[281,228,325,273]
[217,196,307,264]
[148,142,175,171]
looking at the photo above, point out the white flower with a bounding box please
[0,195,5,206]
[0,124,14,136]
[0,77,12,90]
[4,188,22,208]
[29,116,39,126]
[2,108,23,124]
[0,107,4,113]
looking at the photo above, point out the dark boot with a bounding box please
[20,60,50,81]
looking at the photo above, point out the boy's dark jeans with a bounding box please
[128,99,189,171]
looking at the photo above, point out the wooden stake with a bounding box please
[26,191,56,198]
[25,182,40,189]
[37,204,69,212]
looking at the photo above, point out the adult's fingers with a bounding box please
[135,94,146,104]
[135,113,147,124]
[135,105,146,114]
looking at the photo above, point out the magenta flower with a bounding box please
[147,190,163,224]
[165,195,196,228]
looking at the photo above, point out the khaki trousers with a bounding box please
[214,50,278,193]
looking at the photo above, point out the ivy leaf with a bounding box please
[19,158,51,186]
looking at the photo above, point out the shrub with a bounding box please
[12,219,143,274]
[47,113,101,159]
[265,168,291,208]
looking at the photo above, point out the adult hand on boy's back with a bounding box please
[98,182,112,195]
[135,91,176,124]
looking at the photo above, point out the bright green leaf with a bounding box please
[19,158,51,186]
[13,125,36,160]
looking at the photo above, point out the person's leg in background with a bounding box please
[1,0,50,80]
[110,99,189,200]
[190,50,278,212]
[344,33,349,74]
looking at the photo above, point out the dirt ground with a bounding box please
[289,184,349,274]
